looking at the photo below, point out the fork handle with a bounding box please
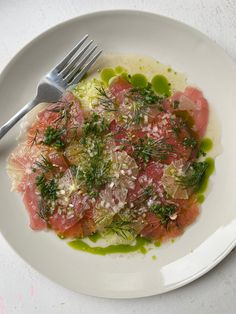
[0,97,38,140]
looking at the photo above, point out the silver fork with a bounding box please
[0,34,102,139]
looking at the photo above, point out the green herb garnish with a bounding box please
[72,113,111,196]
[170,116,182,137]
[127,83,164,125]
[150,203,177,225]
[35,173,59,221]
[42,126,65,149]
[75,158,112,197]
[36,174,58,201]
[96,87,118,112]
[133,136,174,163]
[183,137,197,148]
[106,214,135,240]
[81,113,109,139]
[197,148,207,158]
[176,161,208,189]
[52,103,73,125]
[132,84,161,105]
[33,155,54,172]
[132,185,156,210]
[143,185,154,198]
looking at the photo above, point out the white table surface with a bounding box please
[0,1,236,313]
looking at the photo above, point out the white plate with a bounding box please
[1,10,236,299]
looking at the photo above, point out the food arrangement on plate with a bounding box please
[7,55,215,255]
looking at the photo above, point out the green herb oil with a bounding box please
[151,75,171,96]
[100,68,116,85]
[68,237,150,255]
[88,233,102,243]
[130,73,148,88]
[198,157,215,193]
[200,138,213,152]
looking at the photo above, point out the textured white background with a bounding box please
[0,1,236,313]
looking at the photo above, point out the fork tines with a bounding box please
[55,34,102,86]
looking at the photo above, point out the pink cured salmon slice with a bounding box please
[23,185,46,230]
[170,86,209,138]
[109,76,132,103]
[60,209,96,238]
[49,193,92,234]
[7,144,41,192]
[140,198,199,241]
[27,92,84,144]
[128,161,164,203]
[147,112,193,164]
[47,150,68,172]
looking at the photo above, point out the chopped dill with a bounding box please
[96,87,118,112]
[106,214,135,240]
[150,203,177,225]
[127,83,165,125]
[176,161,208,189]
[75,158,112,197]
[42,126,65,149]
[81,113,109,140]
[133,185,155,208]
[170,115,187,138]
[35,173,59,221]
[143,185,154,198]
[130,84,162,106]
[183,137,197,148]
[33,155,54,172]
[36,174,58,201]
[133,136,174,163]
[72,113,112,196]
